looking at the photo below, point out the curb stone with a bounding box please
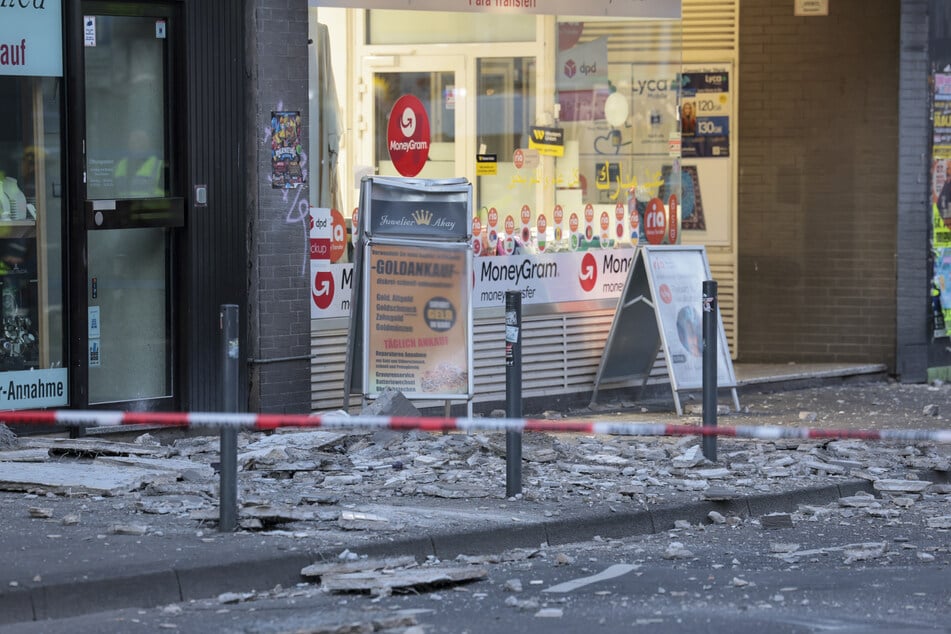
[0,480,876,626]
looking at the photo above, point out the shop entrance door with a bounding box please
[74,3,184,408]
[361,56,468,180]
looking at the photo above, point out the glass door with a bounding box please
[79,3,183,406]
[362,56,468,180]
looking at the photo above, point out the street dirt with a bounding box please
[577,378,951,430]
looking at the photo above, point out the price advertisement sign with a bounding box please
[365,241,471,398]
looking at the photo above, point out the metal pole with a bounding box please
[219,304,239,532]
[505,291,522,498]
[701,281,717,462]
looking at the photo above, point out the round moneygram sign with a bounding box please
[387,95,431,177]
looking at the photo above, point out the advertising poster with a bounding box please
[680,66,730,159]
[556,35,610,122]
[313,249,648,319]
[629,63,680,157]
[271,111,304,188]
[645,247,732,389]
[932,73,951,335]
[366,242,470,397]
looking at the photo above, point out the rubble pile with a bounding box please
[1,420,948,538]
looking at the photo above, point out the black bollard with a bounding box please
[505,291,522,497]
[219,304,239,532]
[701,281,717,462]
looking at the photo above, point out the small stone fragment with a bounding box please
[28,507,53,519]
[761,513,794,529]
[663,542,694,559]
[504,579,523,592]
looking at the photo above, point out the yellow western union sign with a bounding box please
[529,126,565,157]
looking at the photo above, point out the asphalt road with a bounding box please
[5,489,949,634]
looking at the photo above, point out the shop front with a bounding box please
[3,1,246,418]
[307,0,694,410]
[0,1,68,411]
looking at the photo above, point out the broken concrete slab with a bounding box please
[301,556,418,579]
[24,438,167,458]
[242,430,348,453]
[94,456,215,479]
[873,479,931,493]
[320,565,488,594]
[338,510,397,531]
[0,448,51,462]
[0,461,177,495]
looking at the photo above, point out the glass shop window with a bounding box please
[0,76,66,383]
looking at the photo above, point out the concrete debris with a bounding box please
[842,542,887,564]
[923,404,940,417]
[1,388,950,551]
[504,578,523,592]
[360,389,421,417]
[0,449,49,462]
[707,511,727,524]
[760,513,794,529]
[873,479,931,493]
[0,424,17,449]
[0,462,177,495]
[217,591,254,604]
[26,437,167,459]
[926,516,951,529]
[28,506,53,518]
[338,510,395,531]
[320,565,488,594]
[672,445,706,469]
[769,542,801,554]
[663,542,694,559]
[703,487,739,501]
[301,556,418,579]
[775,541,888,564]
[111,523,149,536]
[534,608,564,618]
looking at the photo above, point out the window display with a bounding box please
[307,6,681,319]
[0,75,66,403]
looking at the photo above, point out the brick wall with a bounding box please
[246,0,312,412]
[737,0,900,367]
[896,0,930,381]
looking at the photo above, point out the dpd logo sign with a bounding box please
[387,95,431,177]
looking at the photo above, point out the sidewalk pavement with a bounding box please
[1,370,949,626]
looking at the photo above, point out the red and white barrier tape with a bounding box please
[1,409,950,443]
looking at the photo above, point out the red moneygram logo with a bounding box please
[387,95,431,177]
[579,253,597,292]
[313,269,334,310]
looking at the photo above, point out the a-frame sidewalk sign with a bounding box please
[591,244,739,416]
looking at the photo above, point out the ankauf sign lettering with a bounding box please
[0,1,63,77]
